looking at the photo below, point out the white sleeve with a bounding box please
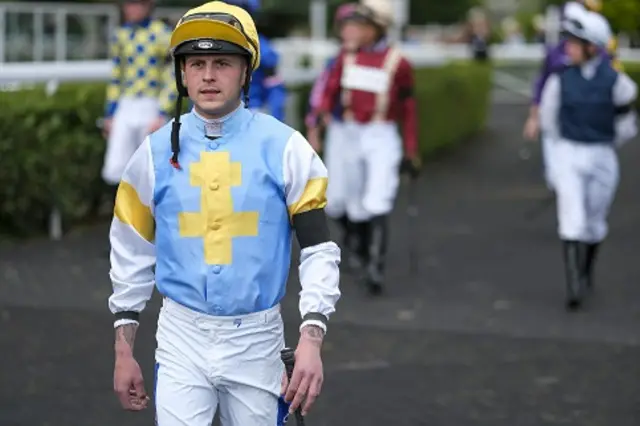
[613,72,638,106]
[615,112,637,147]
[613,73,638,147]
[107,137,156,328]
[539,74,561,140]
[282,131,341,333]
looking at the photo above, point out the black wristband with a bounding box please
[615,103,633,115]
[302,312,328,326]
[115,311,140,322]
[398,86,414,100]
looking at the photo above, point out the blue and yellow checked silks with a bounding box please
[105,17,177,118]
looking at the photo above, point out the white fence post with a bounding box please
[55,8,67,62]
[33,8,44,62]
[545,5,561,46]
[45,79,63,241]
[0,7,6,63]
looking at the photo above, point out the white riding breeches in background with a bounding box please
[155,298,285,426]
[102,97,160,185]
[553,140,619,243]
[326,120,403,222]
[324,121,348,219]
[541,134,557,189]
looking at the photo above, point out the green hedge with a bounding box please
[0,61,492,237]
[413,62,492,156]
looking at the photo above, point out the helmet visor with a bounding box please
[171,12,258,69]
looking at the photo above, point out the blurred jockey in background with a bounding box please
[305,3,362,267]
[222,0,287,122]
[317,0,420,295]
[523,0,618,191]
[101,0,176,190]
[539,8,637,310]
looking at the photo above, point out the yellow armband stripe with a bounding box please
[114,181,155,243]
[612,58,624,72]
[288,177,328,218]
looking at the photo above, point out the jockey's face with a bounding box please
[355,21,380,46]
[122,0,152,23]
[340,21,361,51]
[565,36,597,64]
[183,54,247,119]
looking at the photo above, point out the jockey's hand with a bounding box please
[523,115,540,141]
[283,325,324,416]
[401,155,421,179]
[306,127,322,153]
[321,112,332,127]
[102,118,113,139]
[114,354,149,411]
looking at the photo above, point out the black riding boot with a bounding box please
[347,220,370,273]
[585,243,600,289]
[365,215,389,296]
[336,215,352,249]
[563,240,587,310]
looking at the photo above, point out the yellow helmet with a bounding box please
[170,1,260,71]
[583,0,602,12]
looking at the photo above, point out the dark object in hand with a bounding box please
[400,158,420,179]
[281,348,306,426]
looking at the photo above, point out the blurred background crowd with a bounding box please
[2,0,640,63]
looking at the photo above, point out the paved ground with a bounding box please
[2,100,640,426]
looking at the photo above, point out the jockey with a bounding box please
[316,0,420,295]
[539,8,638,310]
[107,2,341,423]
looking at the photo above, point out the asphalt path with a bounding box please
[1,102,639,426]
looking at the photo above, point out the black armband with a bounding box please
[615,103,634,115]
[292,209,330,248]
[115,311,140,322]
[398,86,415,100]
[302,312,328,326]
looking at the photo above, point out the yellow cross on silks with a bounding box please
[178,152,259,265]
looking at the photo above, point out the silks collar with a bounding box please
[185,101,251,141]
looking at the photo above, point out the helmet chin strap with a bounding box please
[243,64,252,107]
[170,58,187,169]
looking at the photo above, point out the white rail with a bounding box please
[0,1,333,63]
[2,41,640,88]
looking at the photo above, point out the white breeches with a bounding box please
[102,97,160,185]
[553,140,619,243]
[323,120,403,222]
[541,134,557,190]
[155,298,285,426]
[323,121,349,219]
